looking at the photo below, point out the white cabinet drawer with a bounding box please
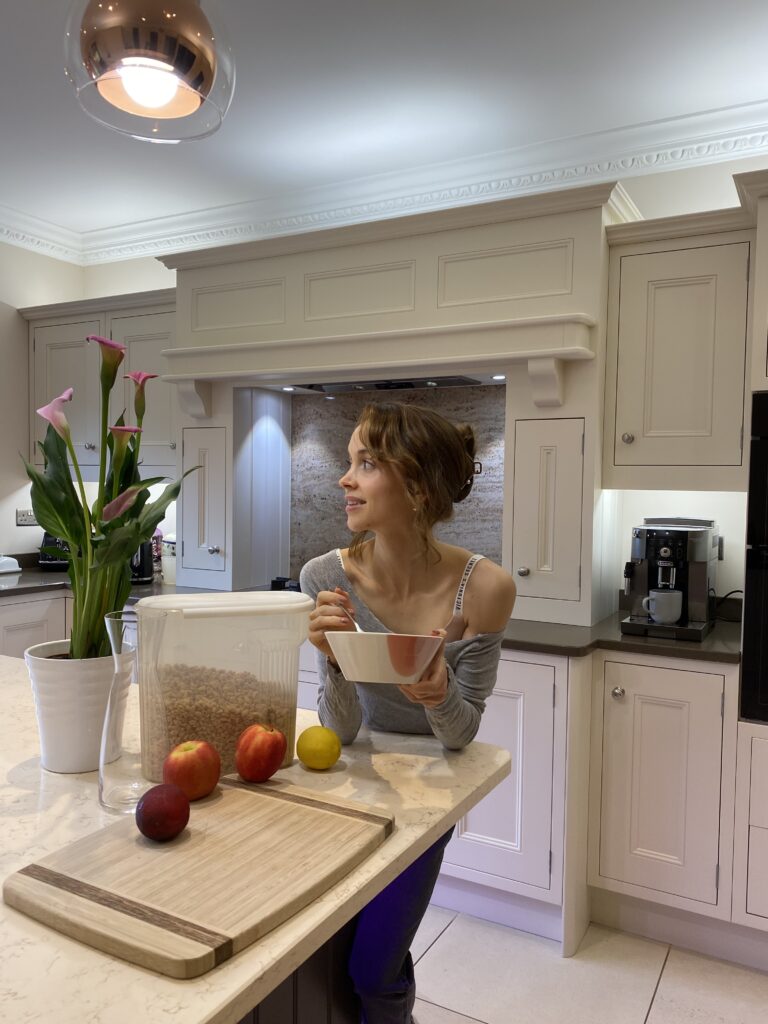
[749,737,768,828]
[747,826,768,918]
[0,597,66,658]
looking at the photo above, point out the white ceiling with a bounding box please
[5,0,768,265]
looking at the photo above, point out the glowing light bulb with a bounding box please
[119,58,179,110]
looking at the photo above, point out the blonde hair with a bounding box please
[348,402,477,563]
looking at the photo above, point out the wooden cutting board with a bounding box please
[3,777,394,979]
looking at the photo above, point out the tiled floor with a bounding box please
[411,908,768,1024]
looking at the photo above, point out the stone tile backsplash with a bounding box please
[290,385,505,579]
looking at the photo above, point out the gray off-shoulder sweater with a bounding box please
[299,550,506,750]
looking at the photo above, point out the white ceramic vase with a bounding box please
[24,639,115,774]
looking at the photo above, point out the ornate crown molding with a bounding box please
[3,101,768,266]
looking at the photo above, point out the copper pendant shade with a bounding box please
[64,0,235,142]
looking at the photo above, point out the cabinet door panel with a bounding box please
[0,598,66,657]
[443,657,554,889]
[746,826,768,918]
[512,418,583,600]
[33,321,102,465]
[181,427,226,572]
[110,312,175,466]
[599,660,724,903]
[749,737,768,828]
[614,242,748,467]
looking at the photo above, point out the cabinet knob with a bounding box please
[170,442,176,450]
[611,686,626,700]
[621,432,635,444]
[517,567,530,577]
[84,442,96,451]
[207,545,221,555]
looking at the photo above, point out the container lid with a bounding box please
[137,591,314,619]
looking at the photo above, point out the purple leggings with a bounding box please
[348,827,455,1024]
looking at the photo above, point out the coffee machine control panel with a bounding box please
[641,533,687,563]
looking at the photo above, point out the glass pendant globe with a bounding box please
[63,0,236,143]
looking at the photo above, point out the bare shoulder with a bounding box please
[465,559,516,634]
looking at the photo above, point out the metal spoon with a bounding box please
[338,603,364,632]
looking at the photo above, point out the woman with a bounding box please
[300,401,516,1024]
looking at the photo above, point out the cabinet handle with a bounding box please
[611,686,626,699]
[517,567,530,577]
[84,442,97,451]
[170,442,177,450]
[620,432,635,444]
[207,545,221,555]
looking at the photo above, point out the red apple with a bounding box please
[235,723,287,783]
[162,739,221,801]
[135,784,190,842]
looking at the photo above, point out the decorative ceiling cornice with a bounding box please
[3,102,768,266]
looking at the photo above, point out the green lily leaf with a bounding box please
[22,427,85,546]
[92,469,196,569]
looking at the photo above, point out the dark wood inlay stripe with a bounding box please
[18,864,234,964]
[219,778,394,836]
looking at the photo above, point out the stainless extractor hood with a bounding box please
[291,375,489,395]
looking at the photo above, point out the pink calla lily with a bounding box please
[101,484,145,522]
[36,388,74,441]
[125,371,158,422]
[87,335,126,389]
[125,372,158,387]
[109,425,142,457]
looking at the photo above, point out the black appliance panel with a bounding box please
[39,532,69,571]
[742,391,768,721]
[130,541,154,584]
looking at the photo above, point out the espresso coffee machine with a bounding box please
[620,518,722,640]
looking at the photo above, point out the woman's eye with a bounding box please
[362,459,375,470]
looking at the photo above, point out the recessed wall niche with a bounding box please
[290,385,505,579]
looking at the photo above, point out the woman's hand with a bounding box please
[399,629,448,709]
[308,587,357,664]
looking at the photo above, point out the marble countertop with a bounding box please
[501,611,741,663]
[0,655,509,1024]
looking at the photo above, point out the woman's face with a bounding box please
[339,427,413,532]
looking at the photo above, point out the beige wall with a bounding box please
[83,257,174,298]
[0,243,173,555]
[0,243,83,555]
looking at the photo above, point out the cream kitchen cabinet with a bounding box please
[732,723,768,931]
[109,311,177,467]
[603,235,750,490]
[442,650,563,898]
[298,640,320,710]
[180,426,226,574]
[437,650,593,957]
[510,417,584,603]
[22,290,176,478]
[0,594,66,657]
[31,317,104,466]
[589,651,738,919]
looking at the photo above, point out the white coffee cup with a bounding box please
[642,589,683,625]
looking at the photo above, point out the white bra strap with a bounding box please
[453,554,485,614]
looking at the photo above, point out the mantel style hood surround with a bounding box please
[159,181,640,416]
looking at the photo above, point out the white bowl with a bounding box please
[326,631,442,685]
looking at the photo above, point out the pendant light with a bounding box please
[64,0,235,143]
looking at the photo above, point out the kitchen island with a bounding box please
[0,654,510,1024]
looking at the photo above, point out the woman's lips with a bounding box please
[345,499,365,511]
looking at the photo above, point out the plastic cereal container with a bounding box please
[135,592,313,780]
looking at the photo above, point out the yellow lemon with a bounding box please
[296,726,342,771]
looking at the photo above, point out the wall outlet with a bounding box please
[16,509,38,526]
